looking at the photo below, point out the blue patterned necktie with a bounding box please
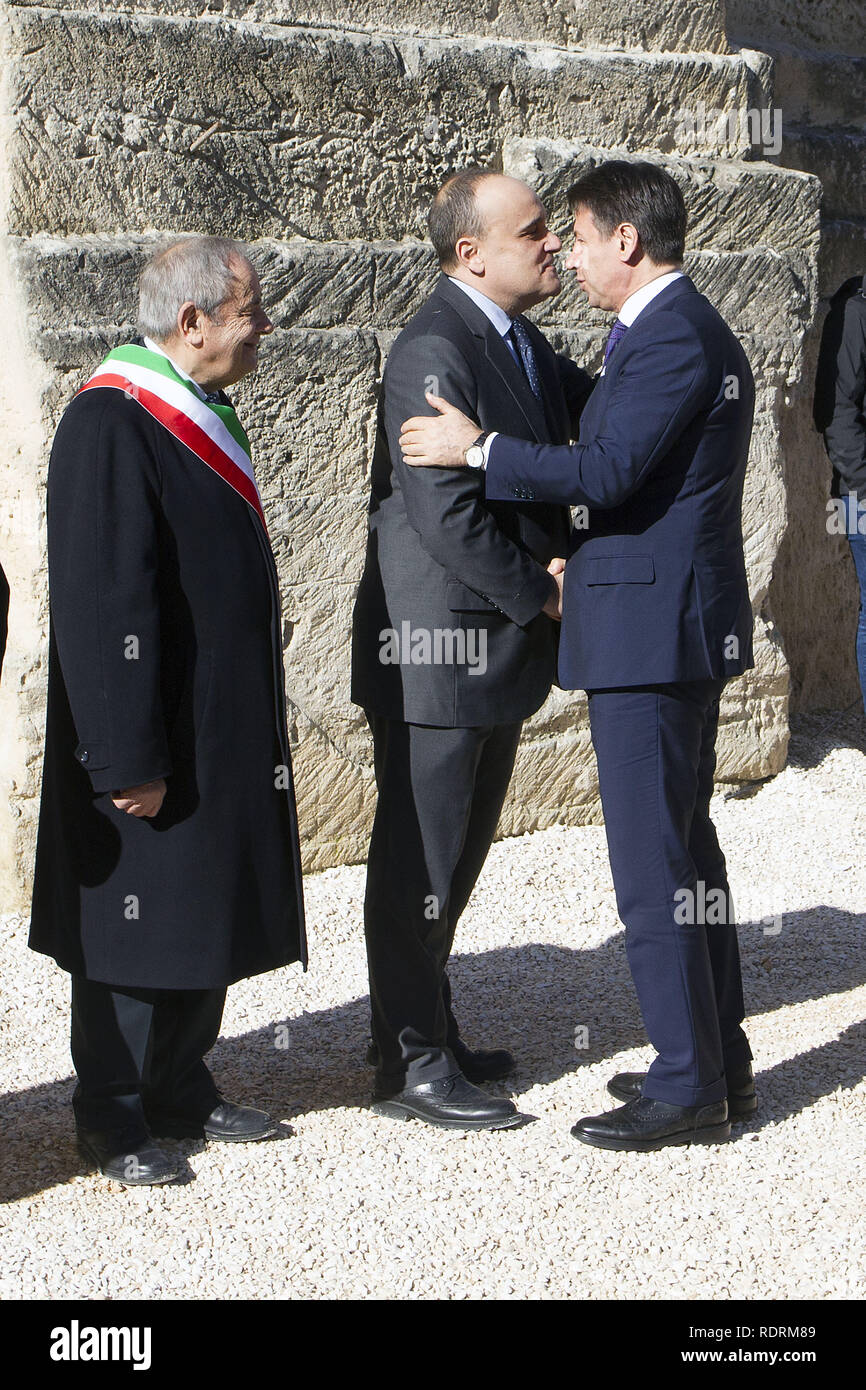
[603,318,628,365]
[508,318,542,400]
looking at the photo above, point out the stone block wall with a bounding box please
[0,0,860,905]
[726,0,866,712]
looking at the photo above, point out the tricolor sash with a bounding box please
[78,344,267,529]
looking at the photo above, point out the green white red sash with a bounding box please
[78,344,267,528]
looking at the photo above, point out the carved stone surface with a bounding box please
[0,2,859,906]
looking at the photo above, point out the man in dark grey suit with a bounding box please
[351,170,591,1129]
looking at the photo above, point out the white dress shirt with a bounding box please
[616,269,685,327]
[447,276,514,338]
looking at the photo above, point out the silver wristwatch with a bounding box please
[464,432,489,469]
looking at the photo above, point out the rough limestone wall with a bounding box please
[726,1,866,712]
[726,0,866,58]
[0,0,838,908]
[6,0,734,53]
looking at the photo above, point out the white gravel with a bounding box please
[1,710,864,1300]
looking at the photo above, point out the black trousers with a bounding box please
[364,713,523,1090]
[70,975,226,1135]
[588,680,751,1108]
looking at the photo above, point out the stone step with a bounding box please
[30,321,381,504]
[503,136,821,261]
[14,234,435,334]
[6,8,767,239]
[725,0,866,59]
[27,306,786,771]
[771,50,866,132]
[15,232,815,358]
[781,128,866,220]
[7,0,733,54]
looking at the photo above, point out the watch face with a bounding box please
[466,446,484,467]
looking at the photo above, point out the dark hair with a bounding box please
[567,160,687,264]
[428,168,497,270]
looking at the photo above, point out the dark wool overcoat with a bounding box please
[30,384,306,988]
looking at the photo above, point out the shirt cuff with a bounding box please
[476,432,498,470]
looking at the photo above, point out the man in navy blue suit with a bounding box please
[399,160,757,1152]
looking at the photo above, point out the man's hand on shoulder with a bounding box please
[400,393,480,467]
[112,778,167,818]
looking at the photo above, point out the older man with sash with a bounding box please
[30,237,306,1186]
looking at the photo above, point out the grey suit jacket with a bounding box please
[351,274,591,725]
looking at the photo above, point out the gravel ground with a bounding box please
[1,710,864,1301]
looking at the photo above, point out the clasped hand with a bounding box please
[111,778,167,818]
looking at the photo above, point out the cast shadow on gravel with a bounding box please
[1,906,862,1202]
[786,706,866,769]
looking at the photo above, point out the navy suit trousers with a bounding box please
[588,680,752,1107]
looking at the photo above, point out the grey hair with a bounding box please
[137,236,250,342]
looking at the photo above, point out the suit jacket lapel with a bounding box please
[578,278,699,443]
[530,331,570,445]
[483,330,549,441]
[578,371,609,443]
[433,276,549,442]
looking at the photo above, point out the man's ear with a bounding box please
[618,223,641,264]
[178,300,204,345]
[453,236,484,273]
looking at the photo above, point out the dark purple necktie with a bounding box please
[603,318,628,365]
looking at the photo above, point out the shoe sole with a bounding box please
[202,1125,280,1143]
[77,1141,181,1186]
[371,1100,524,1131]
[606,1082,757,1121]
[147,1120,280,1142]
[572,1121,732,1151]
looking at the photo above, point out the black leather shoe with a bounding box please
[571,1096,731,1151]
[372,1073,522,1130]
[147,1100,278,1142]
[365,1040,515,1083]
[607,1063,757,1119]
[77,1127,182,1185]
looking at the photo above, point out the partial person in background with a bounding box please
[814,272,866,714]
[0,561,8,685]
[30,237,306,1187]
